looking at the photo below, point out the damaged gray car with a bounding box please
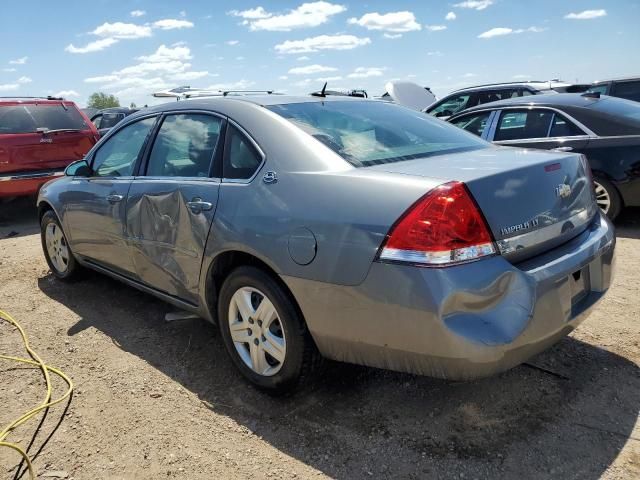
[37,95,615,393]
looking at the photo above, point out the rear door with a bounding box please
[64,116,158,277]
[125,112,224,305]
[0,102,96,177]
[489,108,591,152]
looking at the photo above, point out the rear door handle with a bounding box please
[106,194,124,203]
[187,198,214,214]
[554,146,574,152]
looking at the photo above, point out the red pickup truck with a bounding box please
[0,97,99,199]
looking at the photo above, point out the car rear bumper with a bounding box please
[283,212,615,380]
[0,170,64,197]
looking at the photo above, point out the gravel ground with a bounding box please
[0,199,639,480]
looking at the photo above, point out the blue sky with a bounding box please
[0,1,637,106]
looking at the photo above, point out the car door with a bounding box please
[63,115,158,278]
[489,108,591,152]
[125,112,224,305]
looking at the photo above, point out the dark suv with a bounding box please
[588,76,640,103]
[0,97,98,199]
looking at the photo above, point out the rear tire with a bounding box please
[40,210,81,281]
[593,176,622,221]
[218,266,321,394]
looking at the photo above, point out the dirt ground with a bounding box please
[0,198,639,480]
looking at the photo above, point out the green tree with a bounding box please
[87,92,120,109]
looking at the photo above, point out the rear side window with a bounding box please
[494,110,553,141]
[549,114,585,137]
[92,117,156,177]
[0,104,88,134]
[611,80,640,102]
[146,114,222,177]
[450,112,492,137]
[223,124,262,180]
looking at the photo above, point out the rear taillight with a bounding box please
[377,181,496,266]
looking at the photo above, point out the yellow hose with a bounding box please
[0,309,74,480]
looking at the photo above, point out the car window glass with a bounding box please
[450,112,492,137]
[549,114,584,137]
[494,110,553,141]
[588,85,608,96]
[100,113,126,129]
[477,89,519,105]
[146,114,222,178]
[0,104,88,134]
[92,117,156,177]
[429,94,471,117]
[520,89,534,97]
[223,124,262,180]
[92,115,102,129]
[611,81,640,102]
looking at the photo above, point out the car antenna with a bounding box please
[311,82,328,98]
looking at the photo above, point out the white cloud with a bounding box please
[169,71,211,81]
[65,38,119,54]
[279,75,289,80]
[384,33,402,39]
[275,34,370,53]
[137,45,192,62]
[297,55,310,60]
[427,51,443,56]
[0,83,19,91]
[130,10,146,17]
[347,67,385,78]
[117,60,190,77]
[478,26,545,38]
[92,22,152,39]
[425,25,446,31]
[84,75,119,83]
[454,1,493,10]
[233,2,347,31]
[288,64,338,75]
[347,11,420,32]
[445,12,457,20]
[9,56,28,65]
[565,9,607,20]
[53,90,80,98]
[180,10,187,17]
[228,7,271,20]
[17,76,32,84]
[3,68,17,72]
[153,19,194,30]
[225,40,240,46]
[206,79,255,90]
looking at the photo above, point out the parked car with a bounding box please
[447,92,640,220]
[38,96,614,393]
[588,76,640,103]
[425,80,589,120]
[91,107,138,137]
[0,97,98,199]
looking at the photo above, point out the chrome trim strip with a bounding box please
[496,209,593,255]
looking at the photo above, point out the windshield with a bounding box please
[0,103,88,134]
[267,101,487,167]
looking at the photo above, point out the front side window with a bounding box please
[0,104,88,134]
[223,124,262,179]
[92,117,156,177]
[450,111,492,137]
[146,114,222,177]
[268,101,487,167]
[428,94,471,117]
[494,109,553,141]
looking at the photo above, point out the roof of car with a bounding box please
[591,75,640,85]
[450,93,603,115]
[0,97,75,105]
[96,107,137,113]
[451,80,570,94]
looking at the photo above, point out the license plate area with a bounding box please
[570,266,590,305]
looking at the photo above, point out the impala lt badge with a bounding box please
[500,217,540,236]
[555,183,571,199]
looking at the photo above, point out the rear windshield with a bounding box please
[267,101,487,167]
[589,97,640,125]
[0,103,88,134]
[100,112,125,129]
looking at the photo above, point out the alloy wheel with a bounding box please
[594,180,611,214]
[228,287,287,376]
[45,223,70,273]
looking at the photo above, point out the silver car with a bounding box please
[37,96,615,393]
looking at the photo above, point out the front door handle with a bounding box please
[187,198,213,214]
[106,194,124,203]
[554,146,574,152]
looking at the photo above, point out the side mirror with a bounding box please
[65,159,91,177]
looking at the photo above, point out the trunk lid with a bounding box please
[366,146,597,262]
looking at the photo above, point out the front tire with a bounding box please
[40,210,80,281]
[218,266,320,394]
[593,176,622,221]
